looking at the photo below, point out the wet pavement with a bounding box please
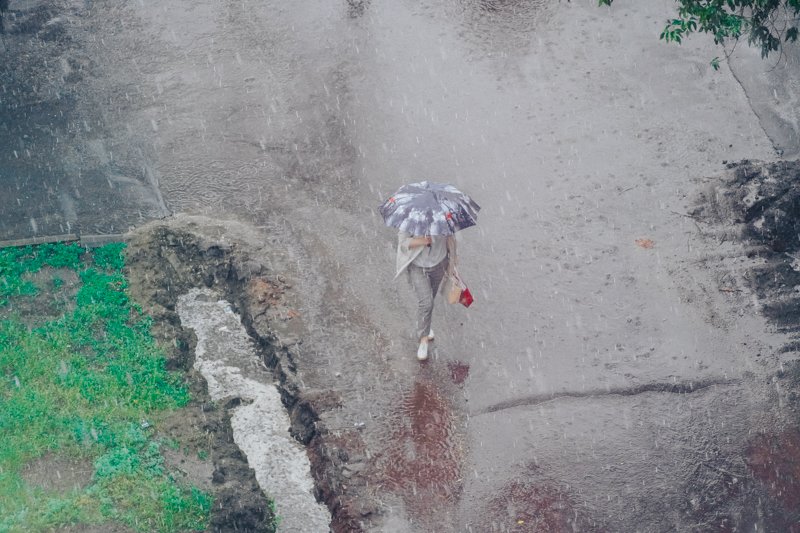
[374,365,465,531]
[0,0,168,243]
[4,0,800,531]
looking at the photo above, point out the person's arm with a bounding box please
[408,236,432,249]
[396,231,426,278]
[446,235,458,267]
[399,231,431,249]
[447,235,458,275]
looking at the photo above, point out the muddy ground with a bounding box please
[694,160,800,351]
[124,216,377,531]
[158,395,275,533]
[124,214,477,531]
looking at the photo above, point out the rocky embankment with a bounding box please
[125,215,377,532]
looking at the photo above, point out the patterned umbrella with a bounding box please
[378,181,480,236]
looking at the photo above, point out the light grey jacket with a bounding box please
[394,231,458,279]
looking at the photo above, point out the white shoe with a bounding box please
[427,328,435,342]
[417,340,429,361]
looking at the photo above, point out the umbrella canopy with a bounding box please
[378,181,480,236]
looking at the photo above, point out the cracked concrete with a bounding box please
[479,377,741,414]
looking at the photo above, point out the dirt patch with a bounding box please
[124,227,276,532]
[692,159,800,349]
[125,216,373,531]
[0,267,79,325]
[203,400,276,533]
[157,407,216,493]
[58,524,136,533]
[307,429,374,532]
[21,454,94,494]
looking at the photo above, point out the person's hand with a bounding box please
[409,236,433,248]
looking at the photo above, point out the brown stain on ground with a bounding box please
[447,360,470,385]
[21,454,94,493]
[375,369,464,528]
[478,478,602,533]
[247,277,284,306]
[746,427,800,511]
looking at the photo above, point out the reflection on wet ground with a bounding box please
[375,366,464,529]
[746,428,800,513]
[447,360,471,386]
[446,0,552,59]
[672,426,800,532]
[475,476,601,533]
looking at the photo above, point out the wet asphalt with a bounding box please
[0,0,168,242]
[3,0,800,531]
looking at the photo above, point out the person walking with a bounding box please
[378,181,480,361]
[395,232,457,360]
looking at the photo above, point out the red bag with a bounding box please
[459,287,474,308]
[447,266,474,308]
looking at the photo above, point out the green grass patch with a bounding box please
[0,242,211,533]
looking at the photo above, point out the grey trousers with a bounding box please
[407,257,449,341]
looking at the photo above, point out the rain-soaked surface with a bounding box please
[0,0,168,242]
[375,366,464,530]
[4,0,800,530]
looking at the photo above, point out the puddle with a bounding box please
[447,361,470,386]
[746,428,800,511]
[177,288,330,533]
[376,372,464,528]
[476,479,597,533]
